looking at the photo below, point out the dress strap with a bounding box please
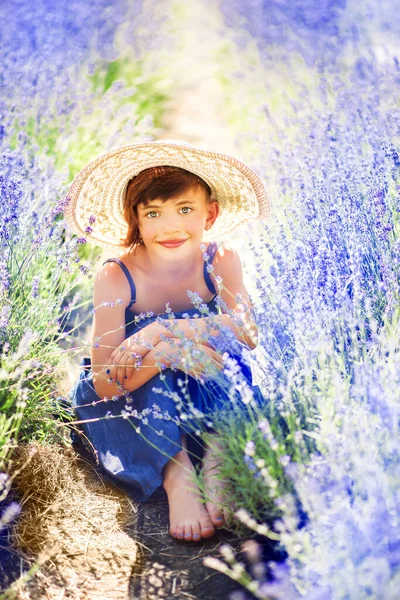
[102,259,136,308]
[203,242,218,295]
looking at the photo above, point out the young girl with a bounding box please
[65,140,270,542]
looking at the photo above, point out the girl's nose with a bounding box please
[161,220,181,233]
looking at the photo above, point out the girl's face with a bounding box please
[136,185,219,256]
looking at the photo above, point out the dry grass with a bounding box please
[5,442,139,600]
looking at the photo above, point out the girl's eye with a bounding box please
[146,211,159,218]
[180,207,192,214]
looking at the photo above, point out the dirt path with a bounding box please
[152,0,238,154]
[124,3,247,598]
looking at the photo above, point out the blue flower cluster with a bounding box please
[0,0,130,140]
[210,2,400,598]
[219,0,400,68]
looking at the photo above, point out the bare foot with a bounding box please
[163,448,216,542]
[203,439,227,528]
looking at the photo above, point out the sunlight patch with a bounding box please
[100,450,124,475]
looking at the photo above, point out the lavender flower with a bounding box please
[204,2,400,598]
[0,501,21,533]
[30,276,40,298]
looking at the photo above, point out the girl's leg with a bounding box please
[202,433,227,527]
[162,435,215,541]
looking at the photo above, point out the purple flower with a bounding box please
[0,501,21,532]
[30,276,40,298]
[219,0,347,67]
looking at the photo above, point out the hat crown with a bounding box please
[153,139,194,148]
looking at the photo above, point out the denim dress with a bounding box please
[69,243,263,502]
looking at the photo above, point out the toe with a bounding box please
[199,515,215,539]
[184,524,193,541]
[214,514,225,528]
[201,524,216,539]
[192,521,201,542]
[206,503,226,527]
[176,524,185,540]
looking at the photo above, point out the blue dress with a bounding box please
[69,243,263,502]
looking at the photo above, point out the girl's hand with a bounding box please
[107,323,173,389]
[109,338,149,387]
[154,339,224,380]
[146,320,172,347]
[146,318,215,348]
[183,343,224,380]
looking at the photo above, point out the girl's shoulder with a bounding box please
[212,243,243,277]
[93,254,133,308]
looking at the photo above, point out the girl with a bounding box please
[65,140,270,542]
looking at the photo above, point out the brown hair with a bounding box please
[121,166,212,249]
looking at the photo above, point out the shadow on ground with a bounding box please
[0,492,31,593]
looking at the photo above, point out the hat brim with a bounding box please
[64,140,270,248]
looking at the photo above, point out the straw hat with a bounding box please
[64,140,270,248]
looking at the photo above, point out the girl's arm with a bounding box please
[202,246,258,349]
[93,342,164,397]
[90,261,152,399]
[90,262,224,399]
[120,247,258,352]
[94,339,223,398]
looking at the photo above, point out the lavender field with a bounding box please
[1,1,400,599]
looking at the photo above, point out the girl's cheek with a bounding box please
[140,220,156,233]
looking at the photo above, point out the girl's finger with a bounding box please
[200,345,223,367]
[124,352,133,381]
[109,359,118,382]
[120,349,141,386]
[116,356,127,391]
[125,351,140,380]
[108,347,120,375]
[110,350,123,386]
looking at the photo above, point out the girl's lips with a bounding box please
[158,239,187,248]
